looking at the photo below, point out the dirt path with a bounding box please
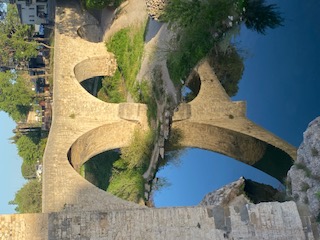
[101,0,148,40]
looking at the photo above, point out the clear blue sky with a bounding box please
[1,0,320,213]
[0,111,26,214]
[154,0,320,207]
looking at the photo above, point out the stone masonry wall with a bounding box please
[0,202,314,240]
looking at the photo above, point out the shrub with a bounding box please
[121,129,155,171]
[107,170,145,202]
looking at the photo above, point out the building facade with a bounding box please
[15,0,48,24]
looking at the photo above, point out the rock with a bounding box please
[145,0,167,20]
[199,177,285,207]
[199,177,247,207]
[287,116,320,224]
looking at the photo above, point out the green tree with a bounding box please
[0,71,34,121]
[10,179,42,213]
[21,161,36,179]
[16,134,42,165]
[0,4,38,68]
[243,0,284,34]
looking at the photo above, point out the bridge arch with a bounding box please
[74,55,117,83]
[77,24,102,43]
[68,121,137,173]
[172,121,293,182]
[172,60,296,182]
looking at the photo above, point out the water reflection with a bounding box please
[154,147,287,207]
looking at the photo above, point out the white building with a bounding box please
[15,0,48,25]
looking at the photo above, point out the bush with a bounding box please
[107,170,145,202]
[163,0,233,85]
[121,129,155,171]
[99,70,126,103]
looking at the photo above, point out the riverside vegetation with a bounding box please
[2,0,285,211]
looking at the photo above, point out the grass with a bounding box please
[104,23,146,101]
[98,71,126,103]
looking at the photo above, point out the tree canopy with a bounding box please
[243,0,284,35]
[0,71,34,121]
[9,179,42,213]
[0,4,38,69]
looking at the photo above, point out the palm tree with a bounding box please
[243,0,284,34]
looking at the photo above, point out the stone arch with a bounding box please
[172,121,267,164]
[68,121,140,173]
[172,120,293,182]
[74,55,117,83]
[77,24,102,43]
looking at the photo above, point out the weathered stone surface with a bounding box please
[287,116,320,227]
[1,201,315,240]
[200,177,247,207]
[146,0,167,20]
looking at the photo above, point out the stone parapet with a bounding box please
[0,201,315,240]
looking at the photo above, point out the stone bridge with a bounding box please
[42,0,148,214]
[1,0,314,239]
[172,60,297,181]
